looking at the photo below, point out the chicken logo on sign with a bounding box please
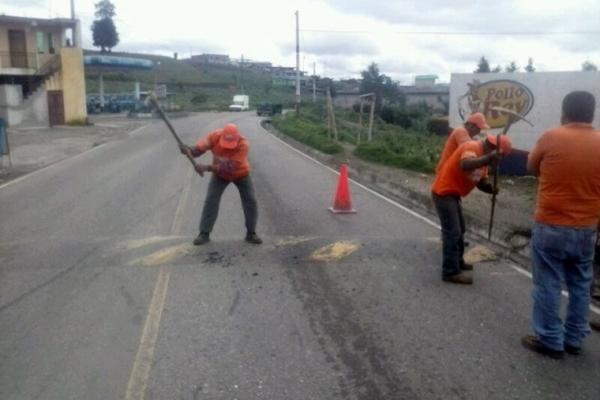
[458,80,534,129]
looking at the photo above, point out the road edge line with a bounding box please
[265,126,600,317]
[265,130,441,230]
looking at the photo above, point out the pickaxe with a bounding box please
[145,93,209,176]
[487,107,534,240]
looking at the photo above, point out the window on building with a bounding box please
[36,31,46,53]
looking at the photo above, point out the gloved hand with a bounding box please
[478,181,498,195]
[179,144,193,157]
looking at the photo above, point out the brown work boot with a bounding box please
[442,272,473,285]
[460,261,474,271]
[590,320,600,332]
[521,335,564,359]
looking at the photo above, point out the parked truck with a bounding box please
[229,95,249,111]
[256,102,282,117]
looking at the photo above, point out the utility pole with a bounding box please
[70,0,79,47]
[240,54,245,94]
[295,10,300,116]
[327,87,338,141]
[312,62,316,103]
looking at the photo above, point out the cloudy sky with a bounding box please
[2,0,599,83]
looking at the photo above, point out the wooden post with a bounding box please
[368,95,375,142]
[327,88,338,141]
[357,100,364,145]
[326,88,332,138]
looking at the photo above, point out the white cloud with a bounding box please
[1,0,599,82]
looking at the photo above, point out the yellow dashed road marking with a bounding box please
[274,236,319,247]
[128,243,193,267]
[310,241,360,262]
[120,236,184,251]
[125,267,170,400]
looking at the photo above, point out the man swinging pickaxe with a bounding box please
[487,106,534,240]
[146,93,211,176]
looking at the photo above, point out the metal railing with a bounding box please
[0,51,39,70]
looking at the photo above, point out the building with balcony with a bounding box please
[0,15,87,127]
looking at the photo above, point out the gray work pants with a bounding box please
[199,174,258,234]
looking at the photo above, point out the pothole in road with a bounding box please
[310,241,361,262]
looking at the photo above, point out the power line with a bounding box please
[302,29,600,36]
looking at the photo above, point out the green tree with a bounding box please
[582,61,598,71]
[505,61,519,73]
[359,63,401,111]
[91,0,119,53]
[525,58,535,73]
[475,56,490,73]
[491,65,502,73]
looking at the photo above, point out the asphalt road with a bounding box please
[1,112,599,400]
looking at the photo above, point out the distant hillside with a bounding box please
[83,50,319,110]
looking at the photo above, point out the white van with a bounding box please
[229,95,249,111]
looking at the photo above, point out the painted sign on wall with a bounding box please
[450,71,600,151]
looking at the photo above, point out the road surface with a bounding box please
[1,112,599,400]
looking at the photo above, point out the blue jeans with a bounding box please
[531,223,597,351]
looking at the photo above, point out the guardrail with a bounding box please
[0,52,39,69]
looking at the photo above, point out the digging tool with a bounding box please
[487,107,534,240]
[146,93,208,176]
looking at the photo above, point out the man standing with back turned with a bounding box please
[180,123,262,246]
[522,91,600,359]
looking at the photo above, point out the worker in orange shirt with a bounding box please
[431,134,512,284]
[436,112,489,172]
[522,91,600,358]
[180,123,262,245]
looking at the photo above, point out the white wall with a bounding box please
[449,71,600,151]
[0,85,23,107]
[0,84,49,127]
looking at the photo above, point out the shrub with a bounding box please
[272,114,343,154]
[427,116,451,136]
[190,93,208,105]
[354,132,444,173]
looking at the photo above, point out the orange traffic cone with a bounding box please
[329,163,357,214]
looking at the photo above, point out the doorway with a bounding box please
[47,91,65,126]
[8,30,28,68]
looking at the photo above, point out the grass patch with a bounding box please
[354,133,444,173]
[271,111,343,154]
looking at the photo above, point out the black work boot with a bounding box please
[245,232,263,244]
[442,272,473,285]
[193,232,210,246]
